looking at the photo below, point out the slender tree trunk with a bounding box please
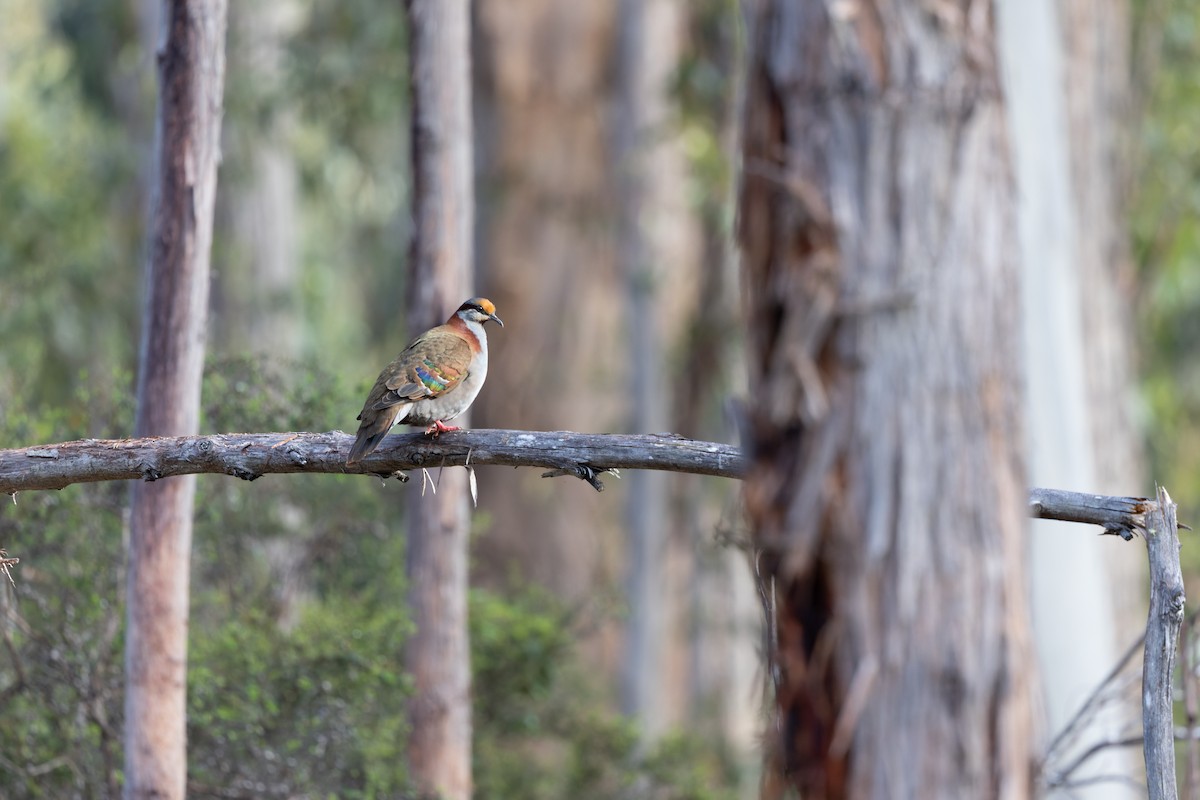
[673,3,756,761]
[220,0,309,632]
[403,1,473,797]
[124,3,227,799]
[614,0,682,739]
[219,1,302,359]
[738,2,1036,797]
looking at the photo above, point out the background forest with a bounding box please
[1,1,747,797]
[2,0,1200,797]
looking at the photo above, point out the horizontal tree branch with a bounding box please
[0,429,744,495]
[0,431,1177,538]
[1028,487,1153,540]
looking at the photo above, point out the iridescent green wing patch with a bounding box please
[415,358,461,396]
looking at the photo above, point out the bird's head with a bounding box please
[456,297,504,328]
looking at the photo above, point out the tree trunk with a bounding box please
[998,1,1142,795]
[614,0,690,739]
[738,2,1036,797]
[671,3,759,763]
[473,0,706,737]
[403,1,474,797]
[471,0,624,607]
[219,0,309,633]
[218,0,302,359]
[1055,0,1145,632]
[124,2,227,799]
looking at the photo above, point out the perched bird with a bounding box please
[346,297,503,465]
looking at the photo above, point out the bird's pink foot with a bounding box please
[424,420,461,437]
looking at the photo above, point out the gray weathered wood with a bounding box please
[1,436,1175,529]
[738,0,1036,795]
[0,430,743,496]
[1144,486,1185,800]
[1028,487,1152,540]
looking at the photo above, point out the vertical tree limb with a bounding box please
[1183,617,1200,797]
[1143,486,1185,800]
[124,2,227,799]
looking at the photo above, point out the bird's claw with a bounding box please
[424,420,461,437]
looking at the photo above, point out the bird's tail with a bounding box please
[346,430,388,465]
[346,405,406,465]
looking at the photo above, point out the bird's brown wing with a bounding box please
[368,329,473,411]
[347,329,473,464]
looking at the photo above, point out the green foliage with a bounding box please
[471,588,743,800]
[201,353,356,433]
[670,0,740,220]
[471,586,573,732]
[0,487,129,797]
[188,601,412,798]
[1133,0,1200,570]
[50,0,143,118]
[0,362,411,798]
[286,0,411,353]
[287,0,408,163]
[0,379,132,795]
[0,0,141,406]
[188,357,413,798]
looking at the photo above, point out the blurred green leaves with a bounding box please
[471,588,743,800]
[0,0,140,405]
[188,601,412,798]
[1134,0,1200,555]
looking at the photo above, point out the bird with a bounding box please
[346,297,503,465]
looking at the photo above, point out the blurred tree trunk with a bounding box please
[472,0,623,605]
[404,1,474,797]
[673,8,762,768]
[127,0,162,194]
[124,2,227,799]
[1055,0,1143,615]
[614,0,683,739]
[738,2,1036,797]
[999,2,1142,795]
[219,0,309,632]
[218,2,302,359]
[474,0,704,736]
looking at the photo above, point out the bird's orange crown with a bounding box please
[462,297,497,316]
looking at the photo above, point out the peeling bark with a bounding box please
[739,2,1036,796]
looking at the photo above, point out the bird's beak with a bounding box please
[490,313,504,328]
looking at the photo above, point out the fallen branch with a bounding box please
[0,432,1183,530]
[0,429,744,495]
[1028,488,1153,540]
